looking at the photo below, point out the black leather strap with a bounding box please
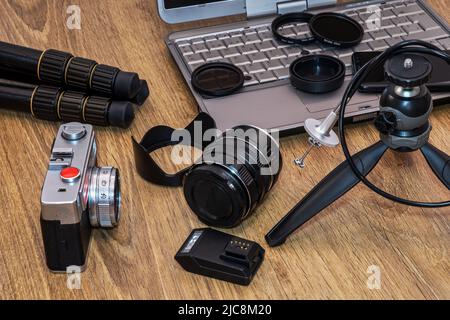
[132,112,217,187]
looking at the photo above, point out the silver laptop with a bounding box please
[158,0,450,133]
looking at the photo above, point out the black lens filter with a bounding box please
[191,62,244,97]
[309,12,364,48]
[272,12,364,49]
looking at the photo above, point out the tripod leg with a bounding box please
[266,141,388,247]
[420,143,450,190]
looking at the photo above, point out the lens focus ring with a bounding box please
[88,167,121,228]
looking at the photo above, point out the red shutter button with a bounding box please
[60,167,81,183]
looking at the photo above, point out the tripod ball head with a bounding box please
[376,54,433,151]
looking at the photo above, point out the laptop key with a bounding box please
[369,29,390,40]
[246,63,266,74]
[204,35,218,42]
[256,71,277,83]
[247,52,269,63]
[176,40,191,47]
[393,4,423,17]
[224,37,244,48]
[207,40,226,51]
[192,43,209,53]
[241,34,261,44]
[361,33,373,43]
[385,36,404,47]
[282,46,302,57]
[386,26,407,37]
[188,62,203,72]
[202,51,222,61]
[179,46,194,56]
[186,54,204,65]
[380,9,396,20]
[409,14,441,31]
[273,68,290,80]
[266,60,284,70]
[402,24,423,35]
[267,49,287,60]
[240,44,258,54]
[259,31,275,42]
[244,76,259,86]
[256,41,276,52]
[280,56,297,67]
[229,31,244,38]
[302,43,321,53]
[336,48,353,58]
[230,55,250,66]
[256,26,270,33]
[438,37,450,50]
[402,28,447,41]
[428,39,444,50]
[190,37,205,44]
[353,42,371,52]
[221,47,240,58]
[216,33,230,40]
[392,16,411,26]
[369,39,388,50]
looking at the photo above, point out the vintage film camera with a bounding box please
[40,122,121,272]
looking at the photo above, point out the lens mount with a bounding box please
[88,166,121,228]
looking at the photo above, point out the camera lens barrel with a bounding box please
[88,167,121,228]
[183,125,282,228]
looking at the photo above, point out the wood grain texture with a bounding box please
[0,0,448,300]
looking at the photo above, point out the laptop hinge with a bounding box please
[246,0,337,18]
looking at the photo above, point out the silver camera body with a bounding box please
[40,122,120,272]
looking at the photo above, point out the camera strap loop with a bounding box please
[132,112,217,187]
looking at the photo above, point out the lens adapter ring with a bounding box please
[271,12,315,45]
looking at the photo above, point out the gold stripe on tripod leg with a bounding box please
[36,50,48,81]
[29,86,39,117]
[64,56,75,85]
[89,64,99,90]
[56,91,65,120]
[81,96,89,122]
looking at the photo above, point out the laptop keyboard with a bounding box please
[174,0,450,88]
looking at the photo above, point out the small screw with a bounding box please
[404,58,413,69]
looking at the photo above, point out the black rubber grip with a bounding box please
[90,64,119,95]
[59,91,86,122]
[39,49,73,84]
[32,85,62,121]
[66,57,97,90]
[83,96,110,126]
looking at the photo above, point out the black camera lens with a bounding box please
[183,125,282,228]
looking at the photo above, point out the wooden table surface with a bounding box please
[0,0,448,300]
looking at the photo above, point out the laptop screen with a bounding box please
[164,0,225,9]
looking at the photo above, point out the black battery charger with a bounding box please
[175,228,265,286]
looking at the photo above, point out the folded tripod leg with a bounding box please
[420,143,450,190]
[265,141,388,247]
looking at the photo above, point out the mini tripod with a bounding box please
[266,53,450,247]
